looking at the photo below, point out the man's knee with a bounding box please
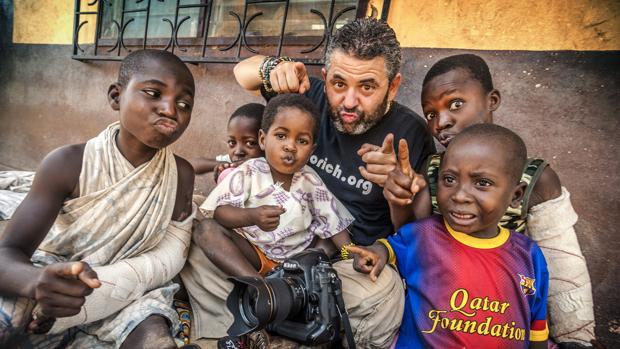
[334,260,404,348]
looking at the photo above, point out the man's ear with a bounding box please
[108,83,122,111]
[509,181,527,209]
[488,89,501,112]
[388,73,402,102]
[258,129,266,151]
[321,68,327,80]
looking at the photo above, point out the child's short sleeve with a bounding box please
[199,164,251,218]
[387,223,416,274]
[529,244,550,342]
[304,169,354,239]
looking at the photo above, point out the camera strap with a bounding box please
[333,277,357,349]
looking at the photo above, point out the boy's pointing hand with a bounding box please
[31,261,101,320]
[383,139,427,206]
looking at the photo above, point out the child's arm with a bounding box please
[191,156,223,175]
[345,242,390,282]
[0,145,100,317]
[172,156,195,221]
[529,245,550,349]
[214,204,285,231]
[383,139,432,230]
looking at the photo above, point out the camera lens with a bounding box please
[226,249,340,346]
[226,275,307,336]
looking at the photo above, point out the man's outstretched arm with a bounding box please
[234,55,310,94]
[233,55,267,92]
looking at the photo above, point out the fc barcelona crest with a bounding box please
[518,274,536,296]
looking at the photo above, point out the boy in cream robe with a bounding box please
[0,49,196,349]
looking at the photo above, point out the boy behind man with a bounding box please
[0,50,196,348]
[353,124,549,348]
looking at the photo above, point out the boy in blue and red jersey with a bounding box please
[349,123,549,348]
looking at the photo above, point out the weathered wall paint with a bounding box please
[12,0,96,45]
[388,0,620,51]
[11,0,620,51]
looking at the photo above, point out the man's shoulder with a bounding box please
[305,77,326,102]
[299,164,327,184]
[390,102,427,129]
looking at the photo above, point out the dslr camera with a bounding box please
[226,249,355,347]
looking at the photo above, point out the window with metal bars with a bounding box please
[72,0,390,65]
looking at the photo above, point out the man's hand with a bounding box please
[346,244,388,282]
[249,205,286,231]
[383,139,427,206]
[31,261,101,318]
[358,133,397,187]
[269,61,311,94]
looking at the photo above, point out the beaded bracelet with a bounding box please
[376,238,396,265]
[259,56,293,93]
[340,242,355,260]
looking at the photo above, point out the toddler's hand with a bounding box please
[213,161,242,182]
[31,261,101,319]
[383,139,427,206]
[346,244,387,282]
[250,205,286,231]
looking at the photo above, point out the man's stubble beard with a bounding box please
[328,92,390,135]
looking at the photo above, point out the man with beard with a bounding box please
[180,18,435,348]
[234,18,436,247]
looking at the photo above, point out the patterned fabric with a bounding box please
[0,122,182,348]
[201,157,354,262]
[389,215,549,348]
[174,299,192,346]
[427,154,548,233]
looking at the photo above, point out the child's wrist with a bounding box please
[340,242,355,260]
[375,239,396,265]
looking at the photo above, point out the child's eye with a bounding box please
[143,89,160,98]
[245,140,258,147]
[227,140,236,147]
[442,175,456,184]
[297,138,310,145]
[275,133,286,140]
[425,112,436,120]
[476,179,493,187]
[177,101,192,111]
[449,100,464,111]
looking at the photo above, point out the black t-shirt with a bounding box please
[265,77,436,245]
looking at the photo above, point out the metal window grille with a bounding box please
[72,0,390,65]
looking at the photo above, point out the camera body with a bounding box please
[226,249,343,346]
